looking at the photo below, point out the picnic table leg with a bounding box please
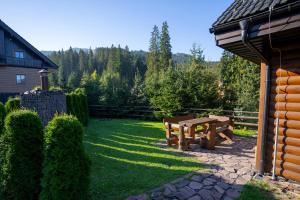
[207,123,216,150]
[188,126,196,142]
[166,123,172,146]
[178,125,186,151]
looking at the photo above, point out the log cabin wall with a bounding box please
[263,48,300,182]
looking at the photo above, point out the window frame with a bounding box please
[15,51,24,59]
[16,74,26,85]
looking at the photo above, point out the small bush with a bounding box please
[66,88,89,126]
[40,114,90,200]
[0,102,5,134]
[1,110,43,200]
[4,97,20,113]
[49,86,63,91]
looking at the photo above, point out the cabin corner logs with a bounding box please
[256,53,300,182]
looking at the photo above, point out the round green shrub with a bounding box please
[1,110,43,200]
[0,102,5,134]
[4,97,20,113]
[40,114,90,200]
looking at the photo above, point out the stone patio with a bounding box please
[126,136,257,200]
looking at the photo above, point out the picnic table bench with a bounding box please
[163,115,234,150]
[179,117,217,150]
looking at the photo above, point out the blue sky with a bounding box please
[1,0,232,61]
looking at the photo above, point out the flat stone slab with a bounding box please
[189,181,203,190]
[127,136,257,200]
[188,195,202,200]
[176,186,196,200]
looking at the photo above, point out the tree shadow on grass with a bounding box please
[84,118,211,200]
[84,118,270,200]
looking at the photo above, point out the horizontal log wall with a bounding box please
[266,51,300,182]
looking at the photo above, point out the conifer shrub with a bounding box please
[1,110,43,200]
[4,97,20,113]
[0,102,5,134]
[0,102,5,198]
[66,89,89,126]
[40,114,90,200]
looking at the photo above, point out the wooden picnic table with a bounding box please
[178,117,217,150]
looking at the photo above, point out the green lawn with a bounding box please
[84,118,201,200]
[233,128,257,137]
[238,180,274,200]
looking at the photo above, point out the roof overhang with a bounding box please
[211,4,300,65]
[213,12,300,65]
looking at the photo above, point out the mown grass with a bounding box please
[238,180,274,200]
[233,128,257,137]
[84,119,201,200]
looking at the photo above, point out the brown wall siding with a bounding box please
[261,51,300,182]
[0,66,40,93]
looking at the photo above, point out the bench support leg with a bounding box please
[207,123,216,150]
[179,125,187,151]
[166,123,172,146]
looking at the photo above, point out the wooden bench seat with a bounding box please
[163,114,195,146]
[209,115,234,144]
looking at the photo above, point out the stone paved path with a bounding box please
[127,136,257,200]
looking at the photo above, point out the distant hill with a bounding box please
[41,48,89,56]
[131,50,192,65]
[42,48,218,66]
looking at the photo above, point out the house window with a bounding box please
[15,51,24,59]
[16,74,25,84]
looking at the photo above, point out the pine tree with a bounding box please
[79,49,87,72]
[219,50,260,111]
[57,50,67,87]
[88,48,95,72]
[190,43,205,68]
[160,21,172,69]
[145,25,161,97]
[80,70,101,104]
[129,69,147,105]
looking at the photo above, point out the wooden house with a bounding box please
[210,0,300,182]
[0,20,57,102]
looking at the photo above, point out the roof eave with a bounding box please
[211,1,300,35]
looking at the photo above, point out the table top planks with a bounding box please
[178,117,217,127]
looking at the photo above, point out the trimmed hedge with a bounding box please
[1,110,43,200]
[0,102,5,199]
[40,114,90,200]
[4,97,20,113]
[0,102,5,134]
[66,88,89,126]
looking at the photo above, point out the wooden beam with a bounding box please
[256,62,267,171]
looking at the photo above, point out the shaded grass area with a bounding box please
[84,119,201,200]
[233,128,257,137]
[238,180,274,200]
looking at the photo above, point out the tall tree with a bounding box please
[128,69,147,105]
[79,49,88,72]
[160,21,172,69]
[88,48,95,72]
[219,51,260,111]
[145,25,160,97]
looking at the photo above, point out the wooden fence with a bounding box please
[88,105,259,129]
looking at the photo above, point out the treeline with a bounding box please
[47,21,260,115]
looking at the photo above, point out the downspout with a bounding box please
[239,20,271,177]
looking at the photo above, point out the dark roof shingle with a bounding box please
[212,0,294,28]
